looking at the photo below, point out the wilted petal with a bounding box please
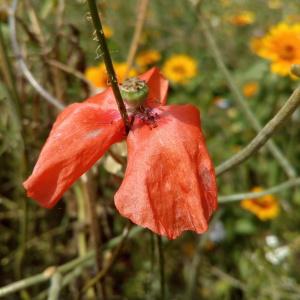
[24,102,125,208]
[114,104,217,239]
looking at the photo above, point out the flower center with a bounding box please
[249,199,273,209]
[280,44,295,60]
[172,65,187,75]
[133,107,160,129]
[120,77,149,107]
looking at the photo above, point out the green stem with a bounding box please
[156,236,165,300]
[87,0,130,133]
[219,177,300,203]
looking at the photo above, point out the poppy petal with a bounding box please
[24,102,125,208]
[139,67,169,107]
[114,104,217,239]
[86,87,119,110]
[87,67,168,108]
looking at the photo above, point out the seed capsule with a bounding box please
[120,77,149,107]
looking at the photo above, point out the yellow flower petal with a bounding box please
[241,187,280,221]
[162,54,197,84]
[254,22,300,77]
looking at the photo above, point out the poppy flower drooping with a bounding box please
[23,68,218,239]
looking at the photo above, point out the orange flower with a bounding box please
[243,82,259,98]
[228,11,255,26]
[255,22,300,76]
[241,187,280,221]
[23,68,218,239]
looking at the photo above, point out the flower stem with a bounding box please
[156,235,165,300]
[87,0,130,133]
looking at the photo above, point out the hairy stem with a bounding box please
[87,0,130,132]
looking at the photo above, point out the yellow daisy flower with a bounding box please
[136,50,161,69]
[255,22,300,76]
[162,54,197,84]
[228,11,255,26]
[85,62,137,89]
[241,187,280,221]
[243,82,259,98]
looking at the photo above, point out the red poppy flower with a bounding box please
[23,67,217,239]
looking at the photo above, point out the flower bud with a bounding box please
[120,77,149,107]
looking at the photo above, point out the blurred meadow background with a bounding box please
[1,0,300,299]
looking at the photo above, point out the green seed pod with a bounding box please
[120,77,149,107]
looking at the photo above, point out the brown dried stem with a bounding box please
[125,0,150,77]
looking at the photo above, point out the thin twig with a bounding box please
[219,177,300,203]
[87,0,130,132]
[197,8,296,179]
[47,273,62,300]
[8,0,65,110]
[216,87,300,176]
[125,0,149,77]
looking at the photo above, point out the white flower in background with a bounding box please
[265,235,279,248]
[265,246,290,265]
